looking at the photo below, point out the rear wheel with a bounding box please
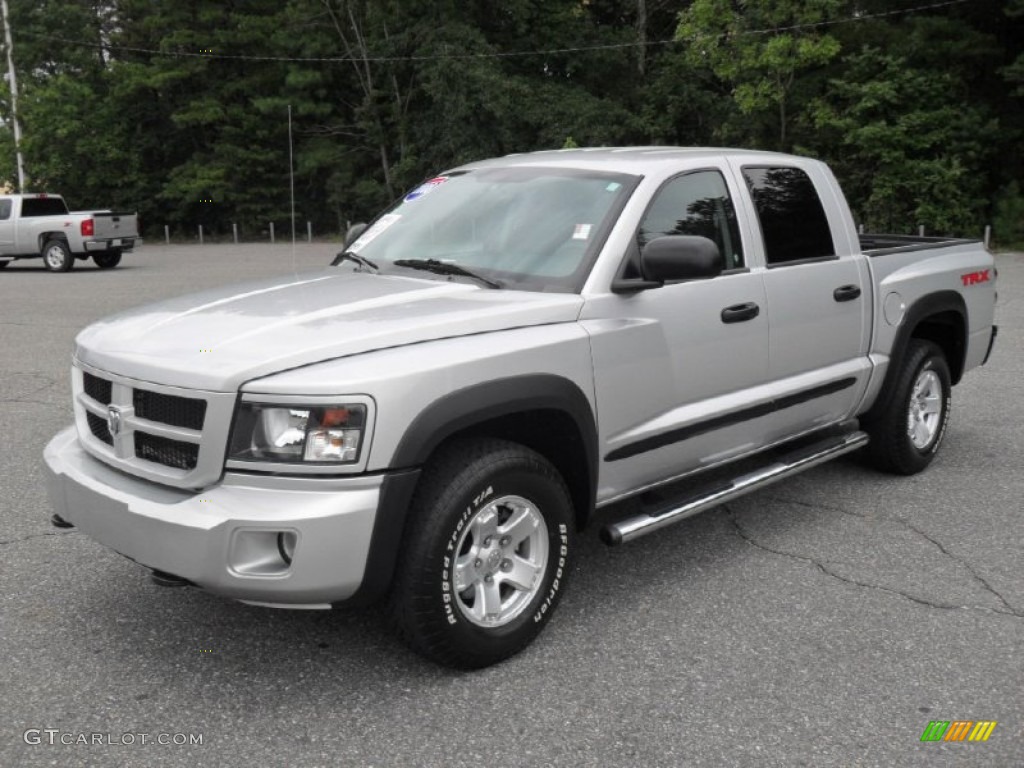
[389,438,575,668]
[93,250,122,269]
[864,339,951,474]
[42,239,73,272]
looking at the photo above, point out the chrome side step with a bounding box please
[600,431,869,546]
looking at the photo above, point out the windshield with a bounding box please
[346,166,637,291]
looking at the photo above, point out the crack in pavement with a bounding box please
[0,530,79,547]
[762,494,1023,617]
[726,506,1022,619]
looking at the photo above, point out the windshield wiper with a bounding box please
[331,251,379,272]
[392,258,502,289]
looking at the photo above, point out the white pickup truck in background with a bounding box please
[0,193,139,272]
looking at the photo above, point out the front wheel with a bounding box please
[389,438,575,668]
[864,339,951,474]
[93,250,122,269]
[42,239,74,272]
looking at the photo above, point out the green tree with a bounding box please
[809,48,998,234]
[676,0,842,150]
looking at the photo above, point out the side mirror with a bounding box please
[344,222,368,247]
[641,235,723,283]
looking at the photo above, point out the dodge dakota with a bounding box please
[43,148,997,668]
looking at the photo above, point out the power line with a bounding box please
[15,0,972,64]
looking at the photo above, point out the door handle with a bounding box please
[833,284,861,302]
[721,302,760,324]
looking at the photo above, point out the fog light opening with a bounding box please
[277,531,297,566]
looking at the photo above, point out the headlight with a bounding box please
[228,402,367,464]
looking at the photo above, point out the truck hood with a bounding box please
[75,270,583,391]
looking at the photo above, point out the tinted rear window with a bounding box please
[20,197,70,217]
[742,167,835,265]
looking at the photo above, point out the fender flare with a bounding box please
[342,374,598,607]
[390,374,597,473]
[865,290,967,422]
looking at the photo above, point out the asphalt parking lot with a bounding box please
[1,243,1021,767]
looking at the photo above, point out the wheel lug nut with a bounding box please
[483,536,492,546]
[500,536,511,547]
[474,558,482,568]
[484,574,493,583]
[501,559,512,572]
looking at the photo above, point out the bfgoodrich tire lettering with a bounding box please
[864,339,951,475]
[389,438,575,669]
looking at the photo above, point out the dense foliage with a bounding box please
[0,0,1020,243]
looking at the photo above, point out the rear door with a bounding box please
[730,162,871,442]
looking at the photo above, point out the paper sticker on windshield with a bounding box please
[605,182,622,192]
[404,176,449,202]
[572,223,592,241]
[349,213,401,252]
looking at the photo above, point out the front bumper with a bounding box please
[43,426,383,606]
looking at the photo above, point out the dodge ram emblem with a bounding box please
[106,406,123,437]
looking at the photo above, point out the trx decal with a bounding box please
[961,270,990,286]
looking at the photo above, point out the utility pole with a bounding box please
[1,0,26,191]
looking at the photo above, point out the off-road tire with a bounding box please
[864,339,951,475]
[388,438,575,669]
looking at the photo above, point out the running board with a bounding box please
[600,431,869,546]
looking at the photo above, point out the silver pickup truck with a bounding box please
[0,193,138,272]
[43,149,997,668]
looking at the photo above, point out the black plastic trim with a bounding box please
[833,284,862,302]
[721,302,760,323]
[860,234,977,257]
[339,468,421,607]
[982,325,997,365]
[765,254,840,269]
[390,375,598,484]
[862,291,967,422]
[605,377,857,462]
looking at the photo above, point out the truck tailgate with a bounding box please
[91,211,138,240]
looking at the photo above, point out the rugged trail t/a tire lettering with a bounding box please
[864,339,952,475]
[388,438,575,669]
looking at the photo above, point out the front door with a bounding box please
[581,169,770,503]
